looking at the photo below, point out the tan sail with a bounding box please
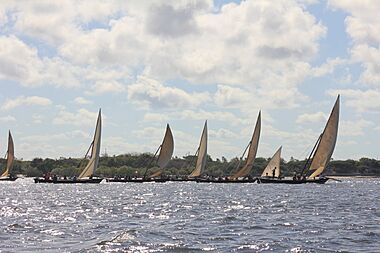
[261,146,281,178]
[1,131,14,177]
[78,109,102,179]
[189,121,208,177]
[308,95,340,178]
[231,111,261,179]
[156,124,174,169]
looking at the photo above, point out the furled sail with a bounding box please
[1,131,14,177]
[189,121,208,177]
[261,146,281,177]
[230,111,261,179]
[156,124,174,169]
[78,109,102,179]
[308,95,340,178]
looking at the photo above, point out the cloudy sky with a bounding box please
[0,0,379,161]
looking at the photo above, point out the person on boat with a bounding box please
[63,175,67,180]
[52,174,57,182]
[73,175,77,181]
[293,173,297,181]
[272,167,276,178]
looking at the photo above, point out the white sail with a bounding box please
[156,124,174,169]
[261,146,282,178]
[231,111,261,179]
[308,96,340,178]
[78,109,102,179]
[1,131,14,177]
[189,121,208,177]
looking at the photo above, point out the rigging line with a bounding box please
[301,133,322,176]
[143,145,162,179]
[234,140,251,172]
[77,141,94,168]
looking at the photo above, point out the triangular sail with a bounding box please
[1,131,14,177]
[156,124,174,169]
[78,109,102,179]
[189,121,208,177]
[261,146,281,177]
[308,96,340,178]
[231,111,261,179]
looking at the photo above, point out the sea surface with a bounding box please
[0,178,379,252]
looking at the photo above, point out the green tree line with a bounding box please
[2,153,380,177]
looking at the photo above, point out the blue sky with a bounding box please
[0,0,379,161]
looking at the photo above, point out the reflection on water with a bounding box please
[0,178,379,252]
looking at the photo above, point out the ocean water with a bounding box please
[0,178,379,252]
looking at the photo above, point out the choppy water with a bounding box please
[0,178,379,252]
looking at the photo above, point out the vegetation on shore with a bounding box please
[2,153,380,177]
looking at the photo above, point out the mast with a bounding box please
[300,134,322,176]
[78,109,102,179]
[189,120,208,177]
[230,111,261,179]
[1,131,14,177]
[308,95,340,178]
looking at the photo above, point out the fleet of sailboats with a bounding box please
[6,95,341,185]
[258,95,340,184]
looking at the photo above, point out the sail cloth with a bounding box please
[189,121,208,177]
[230,111,261,179]
[308,95,340,178]
[78,109,102,179]
[261,146,282,177]
[1,131,14,177]
[156,124,174,169]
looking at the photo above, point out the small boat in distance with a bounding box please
[257,146,282,180]
[107,124,174,183]
[34,109,103,184]
[0,131,17,181]
[258,95,340,184]
[197,111,261,183]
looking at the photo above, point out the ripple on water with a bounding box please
[0,178,380,252]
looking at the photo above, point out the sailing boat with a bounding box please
[257,146,282,182]
[197,111,261,183]
[34,109,103,184]
[168,120,208,182]
[259,95,340,184]
[106,124,174,183]
[0,131,17,181]
[189,120,208,178]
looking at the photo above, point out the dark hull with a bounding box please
[106,178,167,183]
[196,178,257,183]
[34,178,103,184]
[0,177,18,181]
[257,177,329,184]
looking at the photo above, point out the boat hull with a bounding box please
[106,178,167,183]
[196,178,257,183]
[34,178,103,184]
[0,177,18,181]
[257,177,329,184]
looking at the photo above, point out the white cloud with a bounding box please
[127,76,210,109]
[209,128,238,139]
[1,96,52,111]
[329,1,380,86]
[340,119,373,136]
[86,80,126,95]
[74,97,92,105]
[328,89,380,112]
[296,111,327,124]
[0,115,16,122]
[53,108,100,126]
[143,113,169,122]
